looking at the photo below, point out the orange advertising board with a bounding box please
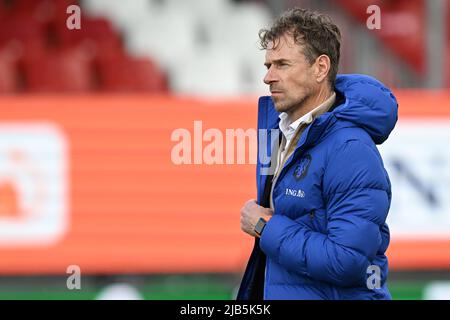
[0,92,449,274]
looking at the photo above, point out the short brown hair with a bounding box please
[259,8,341,84]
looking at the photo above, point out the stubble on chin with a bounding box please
[271,96,288,113]
[272,99,282,112]
[276,93,311,116]
[272,98,294,114]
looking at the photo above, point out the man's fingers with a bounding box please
[244,199,257,206]
[240,199,256,215]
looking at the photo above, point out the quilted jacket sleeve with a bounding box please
[260,139,390,287]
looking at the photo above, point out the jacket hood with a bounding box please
[259,74,398,145]
[333,74,398,144]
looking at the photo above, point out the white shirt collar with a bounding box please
[278,92,336,143]
[278,111,311,143]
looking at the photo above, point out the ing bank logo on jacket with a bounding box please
[285,188,306,198]
[293,154,312,181]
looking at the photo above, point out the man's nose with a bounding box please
[263,67,278,85]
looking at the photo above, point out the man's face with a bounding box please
[264,33,317,114]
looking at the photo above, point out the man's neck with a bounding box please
[287,86,334,123]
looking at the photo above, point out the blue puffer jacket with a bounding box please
[238,74,398,300]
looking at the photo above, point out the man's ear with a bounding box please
[315,54,331,83]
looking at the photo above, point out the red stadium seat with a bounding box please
[0,16,47,62]
[447,47,450,87]
[1,1,168,93]
[97,55,168,93]
[447,4,450,87]
[0,47,18,94]
[335,0,425,75]
[24,47,94,93]
[334,0,384,21]
[8,0,48,19]
[8,0,79,23]
[0,2,6,19]
[55,16,122,59]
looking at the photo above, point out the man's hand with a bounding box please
[240,199,273,237]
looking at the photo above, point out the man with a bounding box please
[238,8,398,300]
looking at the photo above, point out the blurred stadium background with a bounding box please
[0,0,449,300]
